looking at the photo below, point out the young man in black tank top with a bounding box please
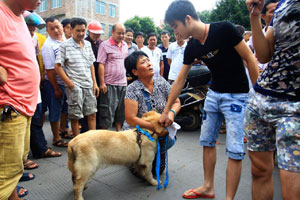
[159,0,259,199]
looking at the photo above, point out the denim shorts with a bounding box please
[42,80,68,122]
[244,89,300,172]
[200,89,248,160]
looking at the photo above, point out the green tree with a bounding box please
[209,0,250,30]
[197,10,212,23]
[124,16,157,42]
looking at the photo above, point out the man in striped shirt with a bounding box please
[55,18,99,136]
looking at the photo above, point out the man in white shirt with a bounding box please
[166,33,187,84]
[141,32,164,77]
[41,16,69,147]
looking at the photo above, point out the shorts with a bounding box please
[99,85,126,128]
[200,89,248,160]
[65,85,97,119]
[0,107,31,199]
[42,80,68,122]
[244,89,300,172]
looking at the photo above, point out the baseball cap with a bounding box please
[23,11,46,29]
[88,21,104,34]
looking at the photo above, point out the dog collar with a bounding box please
[136,126,155,142]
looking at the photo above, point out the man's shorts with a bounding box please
[99,85,126,128]
[42,80,68,122]
[244,89,300,172]
[0,107,31,199]
[65,85,97,119]
[200,89,248,160]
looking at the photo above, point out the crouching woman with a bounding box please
[123,51,181,175]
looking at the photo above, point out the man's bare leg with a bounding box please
[50,121,60,142]
[183,146,216,196]
[226,158,242,200]
[249,151,274,200]
[71,119,80,136]
[280,169,300,200]
[8,187,25,200]
[115,122,122,132]
[87,113,96,130]
[59,113,68,132]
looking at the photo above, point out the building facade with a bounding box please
[37,0,120,39]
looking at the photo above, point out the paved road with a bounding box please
[21,119,282,200]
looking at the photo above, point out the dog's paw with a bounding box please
[149,178,159,186]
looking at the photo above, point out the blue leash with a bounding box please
[156,128,169,190]
[140,89,170,190]
[136,125,155,142]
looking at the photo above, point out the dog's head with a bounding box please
[142,111,165,135]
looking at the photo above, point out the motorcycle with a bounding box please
[175,64,211,131]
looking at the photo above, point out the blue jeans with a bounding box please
[200,89,248,160]
[30,103,48,157]
[42,80,68,122]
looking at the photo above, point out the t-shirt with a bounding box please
[0,1,40,116]
[41,36,65,85]
[184,21,249,93]
[55,38,96,88]
[141,46,163,77]
[253,0,300,101]
[158,44,170,80]
[97,37,128,86]
[166,41,187,80]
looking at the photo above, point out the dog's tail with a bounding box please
[67,143,76,173]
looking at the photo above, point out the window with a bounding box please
[109,4,116,17]
[38,0,47,12]
[52,0,62,8]
[96,0,105,15]
[101,23,106,34]
[109,25,113,37]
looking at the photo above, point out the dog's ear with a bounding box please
[142,111,164,134]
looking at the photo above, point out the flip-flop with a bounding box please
[182,189,215,199]
[20,172,35,182]
[23,160,39,170]
[52,139,68,147]
[17,186,28,198]
[60,131,74,139]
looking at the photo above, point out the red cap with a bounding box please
[88,21,104,34]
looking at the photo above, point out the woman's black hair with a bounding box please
[125,51,149,81]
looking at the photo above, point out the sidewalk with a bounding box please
[21,120,282,200]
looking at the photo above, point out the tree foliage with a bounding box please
[124,16,157,40]
[198,0,250,30]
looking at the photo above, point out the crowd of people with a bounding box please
[0,0,299,199]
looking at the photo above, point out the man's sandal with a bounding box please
[52,139,68,147]
[23,160,39,170]
[41,148,62,158]
[60,131,74,139]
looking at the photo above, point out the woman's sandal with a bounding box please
[41,148,62,158]
[24,160,39,170]
[52,139,68,147]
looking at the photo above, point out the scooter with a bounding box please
[175,64,211,131]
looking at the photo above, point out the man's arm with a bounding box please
[160,60,164,77]
[0,66,7,85]
[159,64,192,127]
[47,69,62,99]
[168,59,172,66]
[246,0,275,63]
[98,63,107,94]
[90,65,99,97]
[55,63,74,90]
[235,40,259,86]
